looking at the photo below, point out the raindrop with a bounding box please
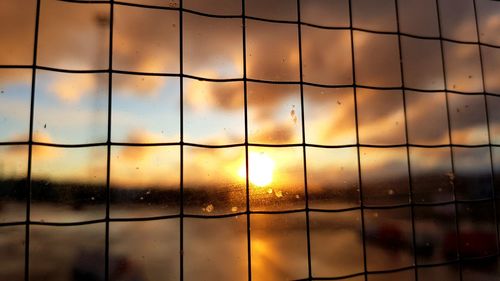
[140,196,144,200]
[388,189,395,195]
[295,194,300,199]
[91,197,95,201]
[275,190,283,198]
[44,124,47,129]
[337,100,342,105]
[468,75,472,79]
[231,206,238,212]
[146,190,151,195]
[267,188,273,194]
[204,204,214,213]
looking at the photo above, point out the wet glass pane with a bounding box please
[358,89,406,145]
[414,204,457,264]
[453,147,493,200]
[304,86,356,145]
[352,0,397,32]
[368,270,415,281]
[184,79,244,145]
[0,0,36,64]
[251,213,308,280]
[401,37,444,90]
[409,147,454,203]
[247,83,302,144]
[246,20,299,81]
[0,69,31,142]
[364,207,414,271]
[38,0,110,70]
[310,210,363,277]
[438,0,478,41]
[488,95,500,145]
[482,46,500,95]
[183,146,246,215]
[0,145,27,223]
[184,14,242,79]
[31,146,107,223]
[110,145,180,218]
[406,91,449,145]
[361,147,410,206]
[111,75,180,143]
[114,4,179,73]
[29,224,105,281]
[302,27,352,85]
[462,256,500,281]
[448,93,489,145]
[397,0,439,37]
[457,201,498,258]
[307,147,360,210]
[476,0,500,46]
[109,220,179,281]
[300,0,349,27]
[185,217,247,281]
[418,265,460,281]
[0,226,24,281]
[443,42,483,93]
[34,70,108,144]
[354,32,401,87]
[249,146,305,212]
[184,0,240,15]
[246,0,297,21]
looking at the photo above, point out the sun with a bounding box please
[238,152,275,187]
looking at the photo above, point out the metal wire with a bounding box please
[0,0,497,280]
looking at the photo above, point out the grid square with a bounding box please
[249,146,305,212]
[246,0,297,21]
[401,37,444,90]
[34,70,108,144]
[38,0,110,70]
[250,213,308,280]
[301,27,352,85]
[184,217,247,280]
[482,46,500,95]
[352,0,397,32]
[452,147,493,200]
[406,91,449,145]
[417,265,460,281]
[0,226,24,280]
[368,270,415,281]
[360,147,410,206]
[354,32,401,87]
[184,0,240,15]
[358,89,406,145]
[111,74,180,143]
[306,147,360,210]
[246,20,299,81]
[184,14,242,79]
[110,145,180,218]
[443,42,483,93]
[438,0,478,42]
[310,210,364,277]
[488,95,500,145]
[183,146,246,215]
[31,146,107,223]
[304,86,356,145]
[0,145,27,223]
[247,83,302,144]
[113,4,179,73]
[0,69,31,142]
[448,93,489,145]
[397,0,439,37]
[184,79,244,145]
[476,0,500,46]
[300,0,349,27]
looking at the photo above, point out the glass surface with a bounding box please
[352,0,397,32]
[183,146,246,215]
[354,32,401,87]
[184,14,242,79]
[0,69,31,142]
[184,79,244,145]
[476,0,500,46]
[0,226,24,281]
[29,224,105,281]
[482,46,500,95]
[302,27,352,85]
[397,0,439,37]
[310,210,364,277]
[0,145,27,223]
[38,0,110,70]
[304,86,356,145]
[448,93,489,145]
[489,95,500,145]
[307,147,360,210]
[443,42,483,93]
[185,217,247,281]
[110,145,180,218]
[111,75,180,143]
[457,202,498,258]
[109,220,180,281]
[114,4,179,73]
[300,0,349,27]
[358,89,406,145]
[251,213,308,281]
[401,37,444,90]
[34,70,108,144]
[246,0,297,21]
[31,146,107,223]
[453,147,493,200]
[418,265,460,281]
[246,20,299,81]
[184,0,240,15]
[361,147,410,206]
[438,0,478,42]
[247,83,302,144]
[368,270,415,281]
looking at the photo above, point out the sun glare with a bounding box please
[238,152,275,187]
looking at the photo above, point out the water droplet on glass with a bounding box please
[295,194,300,199]
[275,190,283,198]
[267,188,273,194]
[204,204,214,213]
[91,197,95,201]
[140,196,144,200]
[231,206,238,212]
[388,189,395,195]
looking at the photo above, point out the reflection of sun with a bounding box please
[238,152,275,187]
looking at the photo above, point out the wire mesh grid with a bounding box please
[0,0,500,280]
